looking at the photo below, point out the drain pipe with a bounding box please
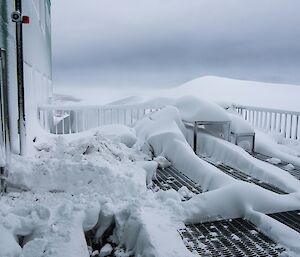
[11,0,29,155]
[0,49,10,193]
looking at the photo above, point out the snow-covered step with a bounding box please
[152,166,202,200]
[268,210,300,234]
[199,155,287,194]
[252,152,300,180]
[179,218,286,257]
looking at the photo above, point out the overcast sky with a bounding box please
[51,0,300,88]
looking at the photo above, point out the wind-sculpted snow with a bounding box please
[135,106,300,254]
[174,95,230,123]
[1,108,300,256]
[0,125,196,257]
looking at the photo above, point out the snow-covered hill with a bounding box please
[55,76,300,112]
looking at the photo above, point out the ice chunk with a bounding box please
[99,243,113,257]
[153,156,171,169]
[267,158,281,165]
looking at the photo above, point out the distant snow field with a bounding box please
[54,76,300,112]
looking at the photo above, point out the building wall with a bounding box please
[0,0,52,153]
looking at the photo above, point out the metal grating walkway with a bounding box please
[151,164,290,256]
[179,218,286,257]
[199,155,287,194]
[252,152,300,180]
[268,210,300,234]
[152,166,202,200]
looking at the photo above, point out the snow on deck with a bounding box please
[1,93,300,256]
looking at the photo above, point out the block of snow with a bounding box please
[284,163,295,171]
[228,113,254,134]
[173,96,230,122]
[99,243,113,257]
[267,157,281,165]
[153,156,171,168]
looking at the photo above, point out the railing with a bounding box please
[233,105,300,140]
[38,104,162,134]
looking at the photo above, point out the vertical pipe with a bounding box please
[68,111,72,134]
[252,134,255,153]
[193,122,197,154]
[283,114,287,138]
[296,115,300,140]
[75,111,78,133]
[62,113,65,135]
[290,115,293,139]
[296,115,299,140]
[0,48,10,193]
[14,0,26,155]
[278,113,282,134]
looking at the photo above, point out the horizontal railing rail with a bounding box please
[38,104,163,135]
[233,104,300,140]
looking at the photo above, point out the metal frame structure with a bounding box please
[183,120,231,153]
[231,131,255,153]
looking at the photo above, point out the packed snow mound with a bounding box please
[108,95,173,108]
[96,75,300,112]
[10,129,147,194]
[172,76,300,112]
[228,112,255,134]
[173,96,230,122]
[183,182,300,224]
[135,106,235,190]
[255,131,300,167]
[195,131,300,193]
[60,124,137,148]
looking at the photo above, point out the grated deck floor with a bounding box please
[199,155,286,194]
[268,210,300,234]
[179,218,286,257]
[252,152,300,180]
[152,166,202,200]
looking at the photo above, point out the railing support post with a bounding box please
[193,121,198,154]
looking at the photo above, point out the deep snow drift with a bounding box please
[2,91,300,256]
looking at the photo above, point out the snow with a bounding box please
[153,156,171,169]
[227,112,255,134]
[163,76,300,112]
[173,96,230,122]
[195,131,300,193]
[247,210,300,254]
[2,75,300,256]
[99,243,113,257]
[54,76,300,112]
[255,131,300,167]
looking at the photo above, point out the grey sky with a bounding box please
[52,0,300,88]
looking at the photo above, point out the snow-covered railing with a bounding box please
[38,104,162,134]
[233,105,300,140]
